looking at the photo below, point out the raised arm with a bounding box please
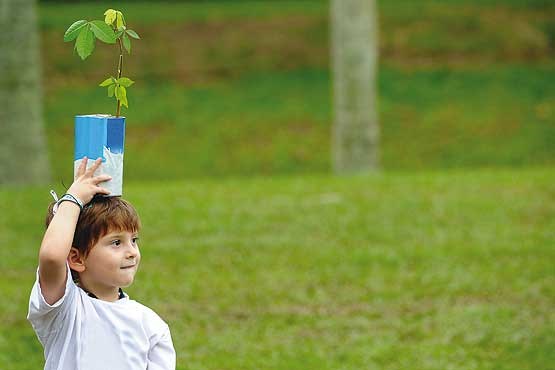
[39,158,111,305]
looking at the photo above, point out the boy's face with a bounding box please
[80,229,141,293]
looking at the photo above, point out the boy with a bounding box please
[28,158,176,370]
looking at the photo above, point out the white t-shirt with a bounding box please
[27,264,176,370]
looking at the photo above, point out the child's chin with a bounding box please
[119,276,135,287]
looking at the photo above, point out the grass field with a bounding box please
[1,168,553,369]
[37,0,555,181]
[4,1,553,368]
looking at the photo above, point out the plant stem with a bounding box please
[115,38,123,117]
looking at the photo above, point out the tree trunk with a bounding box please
[0,0,50,184]
[330,0,379,173]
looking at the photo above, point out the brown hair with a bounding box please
[46,196,141,281]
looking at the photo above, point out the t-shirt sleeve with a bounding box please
[147,325,176,370]
[27,263,77,341]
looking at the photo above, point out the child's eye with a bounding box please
[132,237,139,244]
[111,240,121,247]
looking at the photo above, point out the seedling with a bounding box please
[64,9,140,117]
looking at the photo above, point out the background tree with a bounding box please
[0,0,50,184]
[330,0,379,173]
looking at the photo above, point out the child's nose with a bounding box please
[125,244,138,258]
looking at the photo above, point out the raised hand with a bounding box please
[67,157,112,204]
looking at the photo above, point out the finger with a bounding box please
[95,186,111,196]
[93,175,113,184]
[76,157,88,179]
[85,158,103,176]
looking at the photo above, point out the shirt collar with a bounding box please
[80,287,126,300]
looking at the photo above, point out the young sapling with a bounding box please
[64,9,140,117]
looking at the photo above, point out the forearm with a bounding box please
[39,157,108,265]
[37,201,81,305]
[39,202,81,265]
[37,158,110,304]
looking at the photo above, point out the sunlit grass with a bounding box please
[1,168,553,369]
[43,66,555,182]
[37,0,555,180]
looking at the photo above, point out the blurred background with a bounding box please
[35,0,555,179]
[1,1,554,369]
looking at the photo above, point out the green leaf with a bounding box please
[64,20,88,42]
[108,84,116,97]
[115,30,125,39]
[126,29,140,39]
[75,25,95,60]
[122,33,131,54]
[116,11,125,29]
[104,9,117,25]
[115,85,128,108]
[99,77,115,87]
[90,20,116,44]
[117,77,134,87]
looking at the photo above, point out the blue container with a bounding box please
[74,115,125,196]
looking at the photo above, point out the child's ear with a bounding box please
[68,247,86,272]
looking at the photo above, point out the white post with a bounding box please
[331,0,380,173]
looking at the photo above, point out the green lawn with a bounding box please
[7,2,553,368]
[37,1,555,181]
[44,66,555,182]
[1,168,553,369]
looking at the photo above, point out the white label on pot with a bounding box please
[74,147,124,197]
